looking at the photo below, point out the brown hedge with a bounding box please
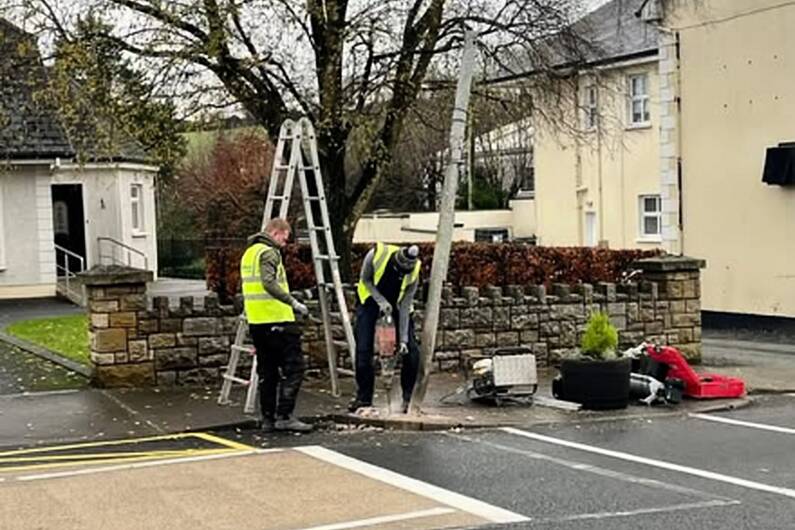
[206,241,660,303]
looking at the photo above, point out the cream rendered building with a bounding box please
[526,0,795,319]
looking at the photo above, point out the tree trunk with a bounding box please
[409,30,477,414]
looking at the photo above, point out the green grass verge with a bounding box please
[6,314,90,366]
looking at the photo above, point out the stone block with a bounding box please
[220,316,241,334]
[177,334,199,347]
[443,329,476,349]
[178,368,220,386]
[683,280,699,299]
[596,282,617,302]
[120,294,147,311]
[493,307,511,331]
[511,312,539,330]
[609,315,627,330]
[160,318,183,333]
[94,363,155,388]
[686,300,701,313]
[115,352,129,363]
[527,285,547,301]
[91,313,109,329]
[179,297,194,313]
[92,328,127,353]
[139,319,159,334]
[476,332,496,348]
[505,285,525,303]
[673,313,700,328]
[199,336,230,355]
[520,331,539,343]
[183,317,219,336]
[540,322,561,337]
[199,353,229,367]
[644,321,664,334]
[90,352,116,365]
[204,294,221,312]
[440,308,460,329]
[462,287,479,305]
[90,299,119,313]
[109,311,137,328]
[128,340,149,362]
[607,302,627,316]
[496,331,519,346]
[153,296,171,314]
[669,301,686,313]
[693,327,702,341]
[460,307,493,329]
[482,285,503,300]
[155,347,198,370]
[552,283,571,298]
[149,333,177,349]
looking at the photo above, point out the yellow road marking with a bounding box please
[0,432,199,458]
[0,448,239,474]
[190,432,256,452]
[0,449,230,464]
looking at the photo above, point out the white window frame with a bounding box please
[627,73,650,127]
[583,84,598,130]
[639,194,662,241]
[130,183,145,235]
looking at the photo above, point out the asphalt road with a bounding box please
[215,394,795,529]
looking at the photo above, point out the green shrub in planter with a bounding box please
[557,311,630,410]
[580,311,618,360]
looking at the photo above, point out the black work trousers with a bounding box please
[354,302,420,405]
[249,323,305,420]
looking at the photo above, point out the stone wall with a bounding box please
[81,257,704,387]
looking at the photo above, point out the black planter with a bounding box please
[559,357,631,410]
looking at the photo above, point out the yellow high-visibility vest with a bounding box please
[240,242,295,324]
[357,242,421,304]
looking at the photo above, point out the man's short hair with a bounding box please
[265,217,291,234]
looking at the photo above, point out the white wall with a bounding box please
[0,165,55,298]
[55,163,158,276]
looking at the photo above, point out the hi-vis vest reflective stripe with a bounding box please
[240,242,295,324]
[357,242,421,304]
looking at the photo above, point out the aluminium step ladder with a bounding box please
[218,118,357,413]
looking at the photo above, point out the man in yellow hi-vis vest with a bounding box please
[350,243,421,413]
[240,218,312,433]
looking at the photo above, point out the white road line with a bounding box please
[296,446,529,524]
[447,432,733,501]
[12,449,281,482]
[690,413,795,435]
[297,507,456,530]
[502,427,795,500]
[534,499,741,524]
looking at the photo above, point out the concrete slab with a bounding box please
[0,448,492,530]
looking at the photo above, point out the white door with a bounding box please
[585,211,597,247]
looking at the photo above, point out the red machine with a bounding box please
[645,344,745,399]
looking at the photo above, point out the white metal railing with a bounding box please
[55,244,85,305]
[97,236,149,270]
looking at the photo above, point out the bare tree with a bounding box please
[4,0,594,277]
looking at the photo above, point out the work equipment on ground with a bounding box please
[645,344,745,399]
[466,347,538,405]
[374,314,399,413]
[218,118,357,412]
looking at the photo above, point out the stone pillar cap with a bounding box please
[78,265,153,286]
[633,255,706,272]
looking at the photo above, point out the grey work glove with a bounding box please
[398,342,409,356]
[378,300,393,316]
[291,300,309,316]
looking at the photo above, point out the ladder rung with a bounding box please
[315,255,339,261]
[268,195,288,200]
[231,345,255,354]
[305,196,324,201]
[332,340,351,351]
[222,374,251,385]
[308,226,329,231]
[274,164,291,170]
